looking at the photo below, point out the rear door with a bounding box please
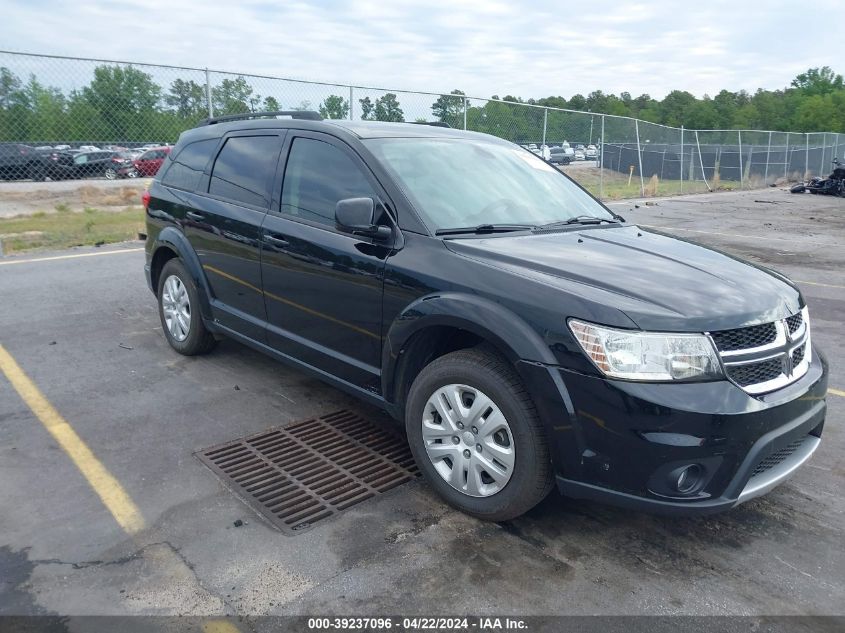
[179,132,285,341]
[259,132,395,391]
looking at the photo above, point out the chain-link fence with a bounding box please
[2,50,844,200]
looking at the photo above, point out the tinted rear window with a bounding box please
[208,136,281,208]
[161,139,218,191]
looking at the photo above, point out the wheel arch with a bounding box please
[149,227,213,319]
[382,293,558,414]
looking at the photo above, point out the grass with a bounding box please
[562,165,745,200]
[0,206,144,254]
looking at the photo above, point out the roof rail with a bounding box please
[412,121,452,128]
[196,110,323,127]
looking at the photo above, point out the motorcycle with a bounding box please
[790,157,845,196]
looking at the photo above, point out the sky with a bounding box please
[0,0,840,103]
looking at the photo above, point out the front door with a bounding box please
[260,132,395,392]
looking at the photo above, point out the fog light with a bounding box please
[675,464,702,494]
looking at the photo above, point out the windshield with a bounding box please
[365,138,613,231]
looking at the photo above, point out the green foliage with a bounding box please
[1,63,844,148]
[374,93,404,122]
[431,89,465,128]
[319,94,349,119]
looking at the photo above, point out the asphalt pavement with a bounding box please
[0,189,843,621]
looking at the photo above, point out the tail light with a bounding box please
[141,190,151,211]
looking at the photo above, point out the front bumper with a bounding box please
[516,347,828,516]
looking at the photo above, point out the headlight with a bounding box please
[569,319,723,381]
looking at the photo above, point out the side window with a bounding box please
[74,154,88,165]
[281,138,376,227]
[161,139,217,191]
[208,136,281,208]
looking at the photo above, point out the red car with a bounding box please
[133,146,171,177]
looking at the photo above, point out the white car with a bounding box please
[585,145,598,160]
[78,145,100,152]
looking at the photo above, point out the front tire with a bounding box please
[157,259,217,355]
[405,347,553,521]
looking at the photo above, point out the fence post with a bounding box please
[349,86,354,121]
[589,115,594,146]
[599,115,605,199]
[679,125,684,194]
[784,132,790,179]
[805,133,809,179]
[463,97,468,131]
[737,130,743,189]
[695,130,711,191]
[764,131,772,184]
[820,133,826,174]
[542,108,547,149]
[204,68,213,118]
[634,118,645,196]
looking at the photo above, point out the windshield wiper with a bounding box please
[435,223,534,236]
[538,215,621,230]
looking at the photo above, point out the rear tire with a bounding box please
[157,259,217,356]
[405,346,554,521]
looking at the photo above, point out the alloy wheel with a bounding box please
[161,274,191,342]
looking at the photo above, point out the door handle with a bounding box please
[186,211,205,221]
[263,234,290,248]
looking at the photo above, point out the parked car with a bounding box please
[134,147,171,177]
[0,143,56,180]
[144,112,827,521]
[45,150,135,180]
[573,149,585,161]
[548,146,572,164]
[585,144,598,160]
[78,145,101,152]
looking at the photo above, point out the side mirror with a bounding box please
[335,197,392,241]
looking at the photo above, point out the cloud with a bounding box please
[0,0,839,108]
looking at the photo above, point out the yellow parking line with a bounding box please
[202,620,242,633]
[793,280,845,290]
[0,248,144,267]
[829,388,845,398]
[0,343,145,535]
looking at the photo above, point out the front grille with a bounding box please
[792,344,806,365]
[711,323,777,352]
[726,357,782,387]
[786,312,803,334]
[751,438,805,477]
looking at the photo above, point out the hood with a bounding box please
[444,225,802,332]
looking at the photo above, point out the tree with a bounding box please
[791,67,844,96]
[359,96,375,120]
[319,94,349,119]
[292,100,312,111]
[212,76,255,115]
[659,90,697,127]
[82,65,162,140]
[431,89,465,128]
[262,96,280,111]
[374,93,404,122]
[0,67,24,109]
[166,79,207,119]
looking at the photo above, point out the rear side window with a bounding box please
[161,139,218,191]
[281,138,376,227]
[209,136,281,208]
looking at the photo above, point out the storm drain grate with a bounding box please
[196,410,420,535]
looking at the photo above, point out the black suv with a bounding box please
[144,111,828,520]
[0,143,54,180]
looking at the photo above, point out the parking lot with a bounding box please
[0,189,843,622]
